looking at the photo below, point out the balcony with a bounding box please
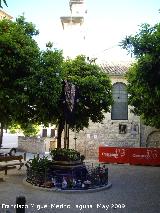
[60,16,84,29]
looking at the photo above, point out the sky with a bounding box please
[3,0,160,62]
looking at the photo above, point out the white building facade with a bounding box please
[60,0,87,58]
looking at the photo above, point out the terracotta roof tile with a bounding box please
[0,9,13,19]
[101,61,132,76]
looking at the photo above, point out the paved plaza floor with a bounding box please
[0,160,160,213]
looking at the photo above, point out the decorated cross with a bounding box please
[63,80,76,149]
[64,80,76,112]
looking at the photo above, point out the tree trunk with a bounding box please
[57,119,64,148]
[0,123,4,148]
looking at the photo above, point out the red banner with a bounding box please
[99,147,160,166]
[129,148,160,166]
[99,147,129,164]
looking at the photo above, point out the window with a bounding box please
[42,129,47,137]
[111,82,128,120]
[50,129,55,137]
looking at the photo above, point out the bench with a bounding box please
[0,155,24,175]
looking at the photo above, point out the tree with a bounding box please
[0,16,40,146]
[0,0,8,8]
[0,15,66,147]
[21,42,64,126]
[9,122,40,137]
[121,23,160,128]
[0,16,112,149]
[21,123,40,137]
[56,55,113,148]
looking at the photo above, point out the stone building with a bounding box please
[68,62,160,159]
[15,61,160,156]
[58,1,160,159]
[0,9,12,20]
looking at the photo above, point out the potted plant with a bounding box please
[50,148,81,162]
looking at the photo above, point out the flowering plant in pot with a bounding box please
[50,148,82,162]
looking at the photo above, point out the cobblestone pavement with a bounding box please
[0,159,160,213]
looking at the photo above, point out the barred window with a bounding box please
[111,83,128,120]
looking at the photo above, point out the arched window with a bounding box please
[111,82,128,120]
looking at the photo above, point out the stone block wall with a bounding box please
[140,124,160,148]
[18,75,160,158]
[68,75,141,160]
[18,136,45,154]
[69,110,140,160]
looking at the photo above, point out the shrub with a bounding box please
[50,148,81,161]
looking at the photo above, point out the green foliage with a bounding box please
[0,16,40,139]
[61,55,113,131]
[0,17,40,145]
[121,23,160,58]
[8,121,40,136]
[16,16,39,36]
[21,123,40,137]
[0,15,112,149]
[52,55,112,147]
[121,23,160,128]
[27,44,64,125]
[8,122,22,134]
[50,148,81,161]
[0,16,64,142]
[26,156,51,170]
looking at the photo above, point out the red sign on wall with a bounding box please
[99,147,129,164]
[99,147,160,166]
[129,148,160,166]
